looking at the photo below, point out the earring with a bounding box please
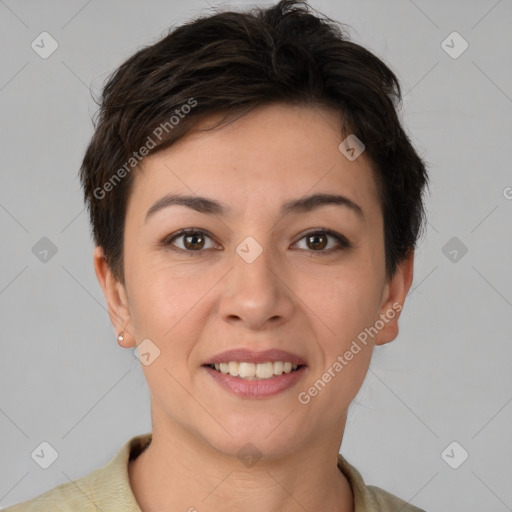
[117,332,125,344]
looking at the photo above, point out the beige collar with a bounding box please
[88,432,390,511]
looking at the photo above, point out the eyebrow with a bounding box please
[145,192,364,223]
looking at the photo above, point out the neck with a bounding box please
[128,421,354,512]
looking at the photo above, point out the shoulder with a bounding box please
[1,472,98,512]
[366,485,427,512]
[2,433,152,512]
[337,453,427,512]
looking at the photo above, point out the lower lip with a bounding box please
[203,366,307,399]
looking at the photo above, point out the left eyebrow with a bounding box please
[145,192,364,223]
[281,193,364,219]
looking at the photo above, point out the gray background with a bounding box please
[1,0,511,510]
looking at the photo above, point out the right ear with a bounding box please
[93,246,136,347]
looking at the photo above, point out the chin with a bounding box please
[197,416,306,462]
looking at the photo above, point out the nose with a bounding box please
[218,240,295,331]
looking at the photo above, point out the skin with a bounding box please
[94,103,414,512]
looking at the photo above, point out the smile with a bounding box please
[206,361,301,380]
[203,363,307,399]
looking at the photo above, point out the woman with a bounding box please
[5,0,429,510]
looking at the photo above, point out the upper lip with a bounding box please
[203,348,307,366]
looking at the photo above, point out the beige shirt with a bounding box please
[3,433,425,511]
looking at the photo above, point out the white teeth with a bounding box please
[238,362,255,378]
[209,361,301,380]
[256,362,274,379]
[228,361,239,376]
[273,361,284,375]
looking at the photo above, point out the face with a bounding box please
[95,103,413,460]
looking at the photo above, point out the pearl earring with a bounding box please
[117,332,124,344]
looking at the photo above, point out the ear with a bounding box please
[373,249,415,346]
[93,246,136,347]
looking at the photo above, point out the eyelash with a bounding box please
[161,228,351,255]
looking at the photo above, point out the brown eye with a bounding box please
[163,229,217,252]
[183,232,205,250]
[162,228,350,254]
[294,229,351,253]
[305,233,328,251]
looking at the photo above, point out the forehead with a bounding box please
[128,103,380,222]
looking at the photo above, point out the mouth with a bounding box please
[204,361,305,380]
[202,362,307,399]
[202,348,308,397]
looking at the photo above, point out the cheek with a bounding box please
[128,262,223,370]
[126,260,193,340]
[303,266,383,342]
[319,270,382,399]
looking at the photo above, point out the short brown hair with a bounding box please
[79,0,429,284]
